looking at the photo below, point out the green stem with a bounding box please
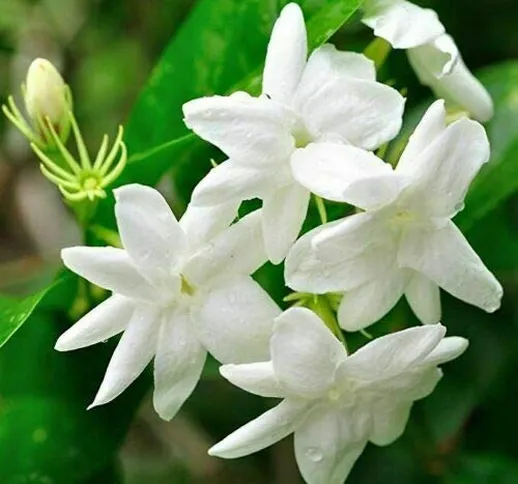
[314,195,328,224]
[309,295,347,349]
[363,37,392,70]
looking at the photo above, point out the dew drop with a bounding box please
[305,447,323,462]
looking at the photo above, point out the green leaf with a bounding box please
[0,310,149,483]
[454,62,518,231]
[0,284,54,348]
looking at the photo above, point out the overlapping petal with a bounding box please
[362,0,445,49]
[153,307,206,421]
[337,264,408,331]
[369,399,412,446]
[183,210,267,285]
[262,2,307,103]
[61,246,158,301]
[261,183,310,264]
[421,336,469,366]
[294,405,368,484]
[396,99,446,173]
[285,216,395,293]
[190,159,282,207]
[271,308,346,398]
[179,199,239,247]
[299,78,405,150]
[404,272,442,325]
[219,361,284,398]
[194,276,280,364]
[408,34,494,122]
[291,143,402,209]
[209,399,311,458]
[55,295,133,351]
[182,93,294,164]
[294,45,375,103]
[114,184,186,282]
[89,305,160,408]
[402,114,490,218]
[399,222,503,313]
[342,325,446,381]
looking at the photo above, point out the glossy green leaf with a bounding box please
[0,310,148,483]
[0,285,54,348]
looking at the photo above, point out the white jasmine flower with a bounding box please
[55,184,278,420]
[286,100,502,331]
[183,2,405,263]
[210,307,467,484]
[362,0,493,121]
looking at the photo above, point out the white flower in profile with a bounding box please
[362,0,493,121]
[210,307,467,484]
[286,100,503,331]
[55,184,279,420]
[182,2,405,263]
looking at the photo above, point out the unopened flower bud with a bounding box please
[24,58,69,125]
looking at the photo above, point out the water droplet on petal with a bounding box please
[305,447,323,462]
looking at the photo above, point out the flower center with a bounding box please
[392,209,414,225]
[291,117,313,149]
[180,275,195,296]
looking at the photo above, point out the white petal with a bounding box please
[342,324,446,381]
[262,183,310,264]
[209,399,310,458]
[263,3,307,104]
[404,271,441,325]
[191,159,284,207]
[183,210,267,285]
[55,295,133,351]
[337,264,407,331]
[396,99,447,174]
[404,117,490,218]
[369,399,413,446]
[179,199,239,248]
[182,93,294,164]
[408,34,494,122]
[61,247,157,301]
[295,45,375,103]
[271,308,346,399]
[114,184,186,282]
[194,276,280,364]
[219,361,284,398]
[294,404,368,484]
[362,0,445,49]
[420,336,469,366]
[291,142,402,209]
[89,305,159,408]
[407,33,458,80]
[285,214,395,293]
[398,222,503,313]
[404,367,443,400]
[300,78,405,150]
[153,307,206,421]
[363,366,442,401]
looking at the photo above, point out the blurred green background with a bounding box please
[1,0,518,483]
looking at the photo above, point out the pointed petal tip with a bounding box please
[113,183,149,202]
[86,399,101,411]
[54,336,70,352]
